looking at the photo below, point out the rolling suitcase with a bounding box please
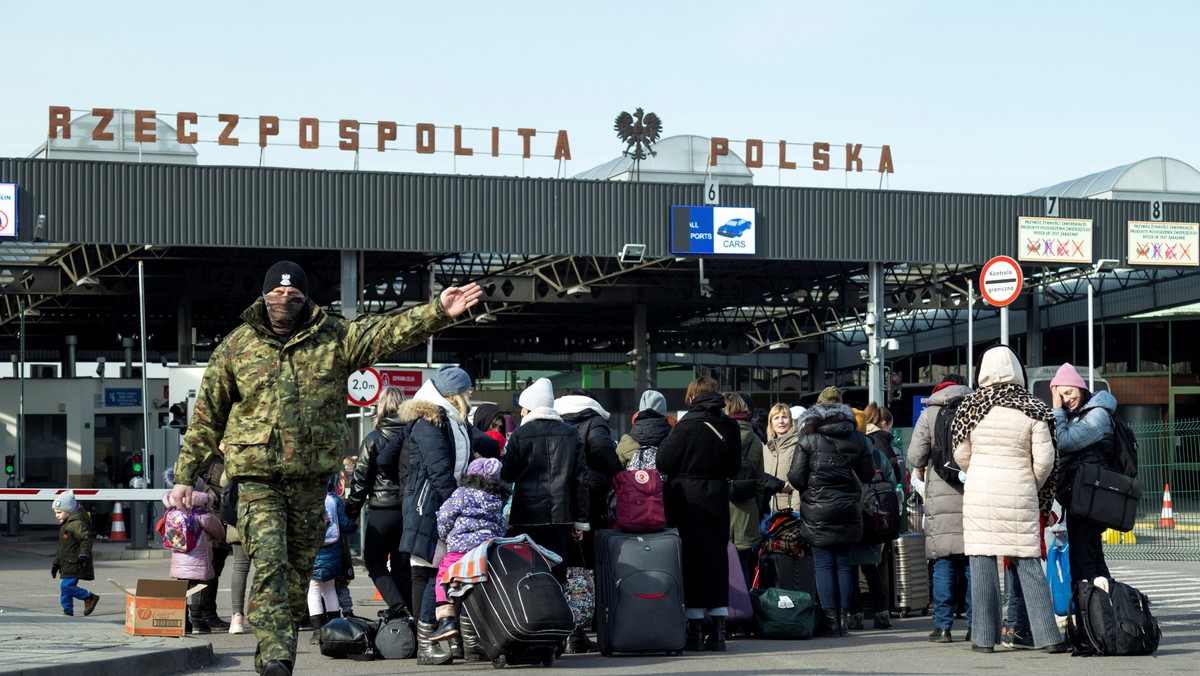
[594,528,686,656]
[755,550,817,598]
[890,532,930,616]
[461,540,575,668]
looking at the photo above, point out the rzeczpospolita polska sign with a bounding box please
[979,256,1023,307]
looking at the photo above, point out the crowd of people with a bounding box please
[133,261,1128,674]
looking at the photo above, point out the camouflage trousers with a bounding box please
[239,478,326,673]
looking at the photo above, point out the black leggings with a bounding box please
[363,508,412,612]
[1067,512,1110,584]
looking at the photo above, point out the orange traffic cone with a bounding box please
[372,587,383,601]
[109,501,129,541]
[1159,484,1175,529]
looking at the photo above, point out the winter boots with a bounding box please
[563,626,598,654]
[459,610,485,662]
[704,617,727,652]
[684,619,706,651]
[821,608,846,637]
[416,619,454,665]
[838,609,851,637]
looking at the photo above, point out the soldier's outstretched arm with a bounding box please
[344,282,482,368]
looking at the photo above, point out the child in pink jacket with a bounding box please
[158,491,224,634]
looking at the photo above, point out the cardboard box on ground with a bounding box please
[108,579,206,638]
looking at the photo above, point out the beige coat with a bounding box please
[763,425,801,513]
[954,349,1055,559]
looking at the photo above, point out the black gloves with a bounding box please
[51,562,59,578]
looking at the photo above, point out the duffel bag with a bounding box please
[750,587,816,639]
[1069,463,1143,532]
[373,616,415,659]
[319,615,378,660]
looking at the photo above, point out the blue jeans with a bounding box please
[60,577,91,614]
[932,555,971,630]
[811,545,854,609]
[1004,562,1029,633]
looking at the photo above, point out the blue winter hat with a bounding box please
[432,364,473,397]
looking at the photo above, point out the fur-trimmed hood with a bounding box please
[520,407,563,425]
[400,379,465,426]
[554,394,611,421]
[796,402,858,435]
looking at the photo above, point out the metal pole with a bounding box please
[867,263,884,404]
[967,280,975,387]
[1087,278,1095,391]
[139,262,151,485]
[426,263,435,367]
[1000,306,1009,346]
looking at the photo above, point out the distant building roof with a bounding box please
[1027,156,1200,202]
[574,134,753,184]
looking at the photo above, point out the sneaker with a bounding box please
[204,615,231,631]
[429,616,460,641]
[83,594,99,616]
[1044,641,1071,654]
[191,618,212,634]
[1000,628,1013,649]
[63,611,74,617]
[1007,629,1035,650]
[229,613,245,635]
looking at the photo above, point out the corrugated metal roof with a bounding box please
[6,157,1187,266]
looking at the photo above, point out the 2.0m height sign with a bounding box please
[979,255,1023,307]
[347,367,382,406]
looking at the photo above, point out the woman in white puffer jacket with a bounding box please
[952,345,1066,654]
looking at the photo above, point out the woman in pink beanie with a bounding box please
[1050,362,1118,587]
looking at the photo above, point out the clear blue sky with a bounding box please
[3,1,1198,196]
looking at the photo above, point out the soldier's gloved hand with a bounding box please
[51,562,59,578]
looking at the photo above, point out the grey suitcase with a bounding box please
[891,532,930,616]
[594,528,686,655]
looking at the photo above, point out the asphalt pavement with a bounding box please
[3,529,1199,675]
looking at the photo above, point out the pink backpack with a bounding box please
[611,469,666,533]
[162,507,198,553]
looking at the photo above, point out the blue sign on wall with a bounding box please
[671,206,757,255]
[104,388,142,407]
[911,395,931,428]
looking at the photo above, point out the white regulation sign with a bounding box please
[347,367,382,406]
[979,255,1023,307]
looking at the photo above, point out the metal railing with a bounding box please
[1104,418,1200,561]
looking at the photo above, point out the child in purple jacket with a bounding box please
[432,457,511,641]
[158,491,224,633]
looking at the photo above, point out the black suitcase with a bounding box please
[756,551,817,598]
[460,539,575,668]
[594,528,686,656]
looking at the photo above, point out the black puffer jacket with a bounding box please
[346,417,407,519]
[502,410,590,528]
[787,403,875,548]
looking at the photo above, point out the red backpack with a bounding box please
[611,469,666,533]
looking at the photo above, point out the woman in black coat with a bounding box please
[787,387,875,637]
[656,377,742,652]
[346,386,411,620]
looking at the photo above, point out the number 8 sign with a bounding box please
[347,367,382,406]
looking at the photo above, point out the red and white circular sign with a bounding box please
[979,256,1024,307]
[347,367,382,406]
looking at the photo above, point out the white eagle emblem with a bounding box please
[280,273,292,286]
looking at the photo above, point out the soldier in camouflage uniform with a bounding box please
[169,260,481,676]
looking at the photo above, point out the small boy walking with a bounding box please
[51,490,100,616]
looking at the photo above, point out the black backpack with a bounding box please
[1071,579,1160,656]
[1105,409,1139,478]
[929,395,964,485]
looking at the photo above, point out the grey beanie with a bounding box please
[52,490,78,512]
[432,364,473,397]
[639,389,668,415]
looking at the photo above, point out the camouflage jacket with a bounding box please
[175,296,449,486]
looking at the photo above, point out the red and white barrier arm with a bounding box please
[0,488,167,501]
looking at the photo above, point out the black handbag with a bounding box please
[1069,463,1143,532]
[860,474,901,545]
[220,480,239,526]
[319,615,378,660]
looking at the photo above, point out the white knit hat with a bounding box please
[518,378,555,411]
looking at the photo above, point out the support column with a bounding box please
[634,304,649,394]
[1028,288,1043,367]
[340,251,359,320]
[176,298,194,365]
[867,263,885,405]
